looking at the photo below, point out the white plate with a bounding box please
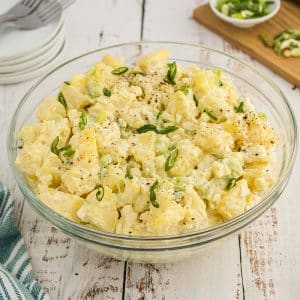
[0,22,64,67]
[0,0,63,60]
[0,27,65,73]
[0,35,65,78]
[0,39,65,85]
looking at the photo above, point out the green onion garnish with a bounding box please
[174,177,184,192]
[149,180,159,208]
[181,84,189,95]
[96,186,104,201]
[156,112,161,121]
[131,70,145,75]
[51,141,76,157]
[103,88,111,97]
[193,94,199,107]
[51,136,59,155]
[64,81,71,85]
[235,101,244,113]
[125,173,133,179]
[60,145,75,157]
[204,109,218,121]
[164,62,177,85]
[111,66,128,75]
[137,124,158,133]
[140,86,145,98]
[214,69,223,87]
[226,178,237,190]
[258,34,271,47]
[213,154,224,159]
[17,139,24,150]
[58,92,67,109]
[165,148,178,171]
[137,124,178,134]
[79,112,87,130]
[157,126,178,134]
[259,29,300,57]
[217,0,273,19]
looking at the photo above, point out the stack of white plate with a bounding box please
[0,0,65,85]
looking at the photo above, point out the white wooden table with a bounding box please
[1,1,299,299]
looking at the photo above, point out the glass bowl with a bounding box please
[8,42,298,263]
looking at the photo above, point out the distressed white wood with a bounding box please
[143,0,224,49]
[125,237,243,300]
[63,0,143,58]
[0,0,299,299]
[18,202,126,299]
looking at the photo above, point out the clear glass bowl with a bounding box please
[8,42,298,263]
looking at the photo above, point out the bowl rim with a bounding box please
[209,0,281,25]
[8,40,298,243]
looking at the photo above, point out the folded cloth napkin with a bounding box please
[0,182,47,300]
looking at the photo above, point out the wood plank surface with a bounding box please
[0,0,300,299]
[125,238,243,300]
[193,1,300,86]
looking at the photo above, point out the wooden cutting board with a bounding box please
[193,1,300,86]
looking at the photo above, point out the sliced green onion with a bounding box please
[131,70,145,75]
[98,167,107,181]
[174,177,184,192]
[96,186,104,201]
[214,69,223,87]
[17,139,24,150]
[137,124,178,134]
[226,178,237,190]
[164,62,177,85]
[181,84,189,95]
[60,145,75,157]
[259,29,300,57]
[58,92,67,109]
[214,69,222,77]
[235,101,244,113]
[193,94,199,107]
[64,81,71,85]
[165,148,178,171]
[204,109,218,121]
[140,86,145,98]
[217,0,274,19]
[111,66,128,75]
[51,136,59,155]
[213,154,224,159]
[79,112,87,130]
[258,34,271,47]
[157,126,178,134]
[149,180,159,208]
[125,173,133,179]
[137,124,158,133]
[63,149,75,157]
[156,112,161,121]
[103,88,111,97]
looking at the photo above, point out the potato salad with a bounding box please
[15,50,278,236]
